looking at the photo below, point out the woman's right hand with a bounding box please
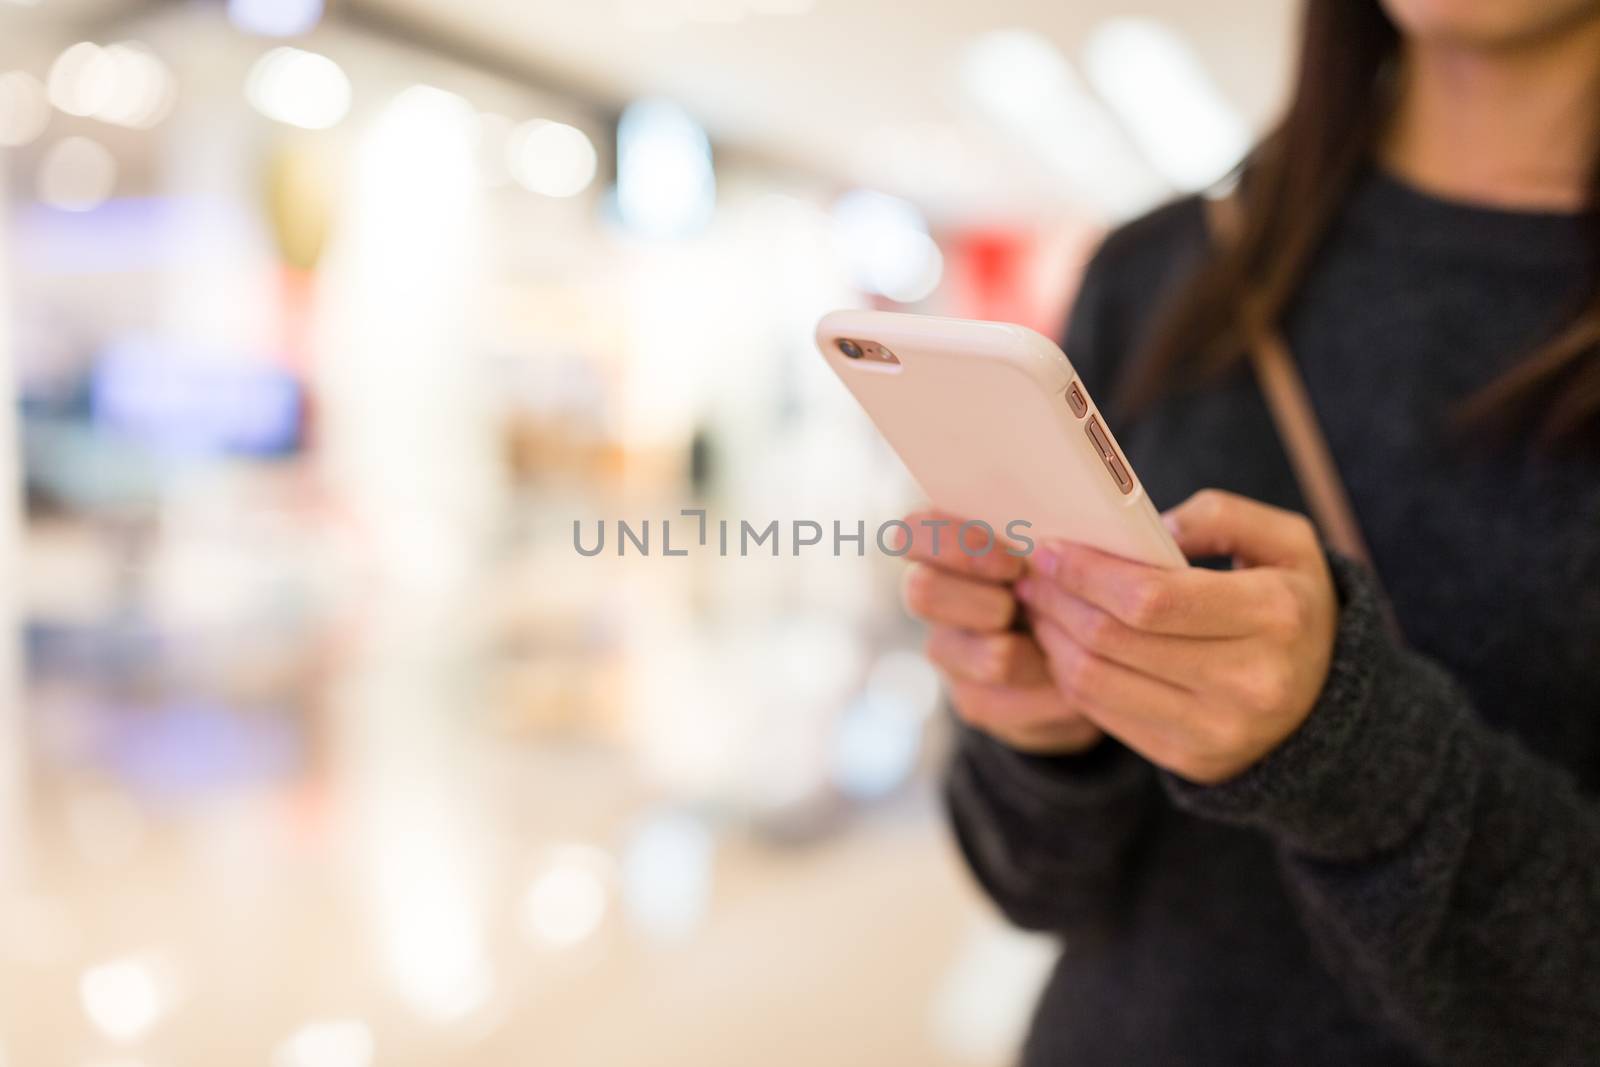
[900,512,1104,755]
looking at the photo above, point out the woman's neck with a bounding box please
[1380,16,1600,212]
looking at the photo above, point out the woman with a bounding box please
[903,1,1600,1063]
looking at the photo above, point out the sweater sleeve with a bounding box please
[1164,554,1600,1064]
[945,724,1157,933]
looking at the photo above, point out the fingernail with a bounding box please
[1161,511,1181,536]
[1034,547,1059,578]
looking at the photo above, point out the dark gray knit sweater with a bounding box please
[944,170,1600,1066]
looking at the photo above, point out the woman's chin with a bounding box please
[1380,0,1600,50]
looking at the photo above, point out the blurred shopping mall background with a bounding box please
[0,1,1291,1064]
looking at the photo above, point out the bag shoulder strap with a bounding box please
[1202,193,1378,570]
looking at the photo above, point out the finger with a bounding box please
[925,627,1049,686]
[999,717,1105,755]
[947,678,1076,729]
[1032,618,1192,730]
[900,510,1026,582]
[1034,540,1288,638]
[1016,581,1234,690]
[902,563,1017,632]
[1161,489,1322,569]
[948,681,1101,754]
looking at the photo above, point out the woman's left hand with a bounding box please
[1014,489,1340,785]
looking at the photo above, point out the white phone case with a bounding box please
[816,309,1185,569]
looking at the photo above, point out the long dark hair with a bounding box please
[1119,0,1600,446]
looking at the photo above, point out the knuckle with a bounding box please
[1287,512,1318,545]
[1191,488,1228,520]
[1055,645,1100,695]
[980,634,1025,685]
[983,589,1020,632]
[1262,584,1305,636]
[1123,579,1171,628]
[1205,714,1252,758]
[1287,588,1313,634]
[1234,660,1291,713]
[976,552,1014,582]
[1079,607,1122,652]
[1262,660,1295,709]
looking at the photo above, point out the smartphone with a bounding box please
[815,309,1184,568]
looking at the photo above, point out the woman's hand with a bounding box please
[899,512,1103,755]
[1014,489,1338,784]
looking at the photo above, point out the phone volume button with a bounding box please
[1085,416,1114,458]
[1105,454,1135,495]
[1085,416,1134,494]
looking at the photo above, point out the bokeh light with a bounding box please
[245,46,351,130]
[94,42,177,129]
[615,98,715,237]
[519,844,614,948]
[229,0,325,38]
[47,42,117,117]
[78,956,174,1043]
[46,40,174,127]
[621,810,715,941]
[831,189,944,304]
[271,1019,375,1067]
[507,119,598,198]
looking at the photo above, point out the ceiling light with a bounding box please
[47,42,117,117]
[831,188,943,304]
[44,41,175,128]
[615,98,715,238]
[94,42,175,129]
[78,956,170,1042]
[519,845,613,948]
[228,0,324,37]
[245,47,350,131]
[1082,18,1250,192]
[962,29,1166,218]
[621,810,715,941]
[507,119,597,198]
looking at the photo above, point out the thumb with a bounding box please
[1162,489,1321,569]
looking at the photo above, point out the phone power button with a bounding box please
[1065,381,1088,418]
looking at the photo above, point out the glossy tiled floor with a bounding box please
[2,515,1053,1067]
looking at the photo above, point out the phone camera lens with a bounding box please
[838,339,864,360]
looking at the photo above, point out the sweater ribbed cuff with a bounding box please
[1161,553,1464,860]
[956,721,1150,818]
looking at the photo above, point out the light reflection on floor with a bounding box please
[4,515,1053,1066]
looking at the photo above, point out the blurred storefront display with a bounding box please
[0,0,1280,1062]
